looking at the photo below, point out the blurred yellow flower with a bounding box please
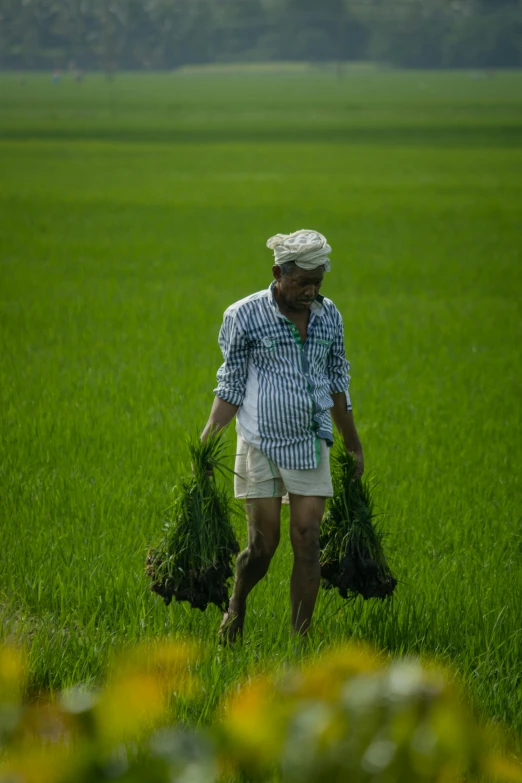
[94,672,165,745]
[483,757,522,783]
[93,641,199,746]
[0,645,25,703]
[294,643,380,701]
[113,640,200,695]
[222,677,283,767]
[0,746,70,783]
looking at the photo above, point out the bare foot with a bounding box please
[218,602,245,645]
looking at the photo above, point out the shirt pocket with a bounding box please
[252,329,295,368]
[260,335,279,353]
[251,329,281,362]
[310,337,333,363]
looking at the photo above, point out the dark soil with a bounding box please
[321,555,397,601]
[146,541,240,612]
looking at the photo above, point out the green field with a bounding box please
[0,70,521,747]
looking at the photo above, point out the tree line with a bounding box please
[0,0,521,72]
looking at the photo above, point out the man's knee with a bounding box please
[246,501,281,566]
[250,530,280,567]
[291,523,320,563]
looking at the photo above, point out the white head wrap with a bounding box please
[266,229,331,272]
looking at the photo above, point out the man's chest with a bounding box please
[246,314,334,369]
[288,316,308,345]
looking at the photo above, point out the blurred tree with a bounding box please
[49,0,89,69]
[268,0,367,62]
[442,1,522,66]
[140,0,218,69]
[89,0,129,77]
[351,0,447,67]
[2,0,49,69]
[121,0,155,68]
[213,0,266,60]
[0,0,520,70]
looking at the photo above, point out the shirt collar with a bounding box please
[267,280,325,318]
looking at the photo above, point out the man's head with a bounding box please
[266,229,331,312]
[272,261,325,312]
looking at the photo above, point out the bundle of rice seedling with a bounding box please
[146,431,239,611]
[320,439,397,601]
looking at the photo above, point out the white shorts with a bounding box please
[234,436,333,499]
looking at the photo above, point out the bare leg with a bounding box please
[289,495,325,635]
[219,497,281,643]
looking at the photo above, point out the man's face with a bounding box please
[273,265,325,312]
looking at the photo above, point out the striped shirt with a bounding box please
[214,281,352,470]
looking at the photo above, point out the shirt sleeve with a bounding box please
[214,310,250,407]
[326,310,352,412]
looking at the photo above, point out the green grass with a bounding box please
[0,71,521,748]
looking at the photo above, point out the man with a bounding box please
[201,229,364,640]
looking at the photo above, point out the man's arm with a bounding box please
[201,397,239,442]
[325,309,364,477]
[201,309,249,442]
[330,392,364,477]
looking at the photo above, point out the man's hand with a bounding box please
[191,460,214,479]
[330,392,364,478]
[350,446,364,478]
[200,397,239,442]
[198,397,240,478]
